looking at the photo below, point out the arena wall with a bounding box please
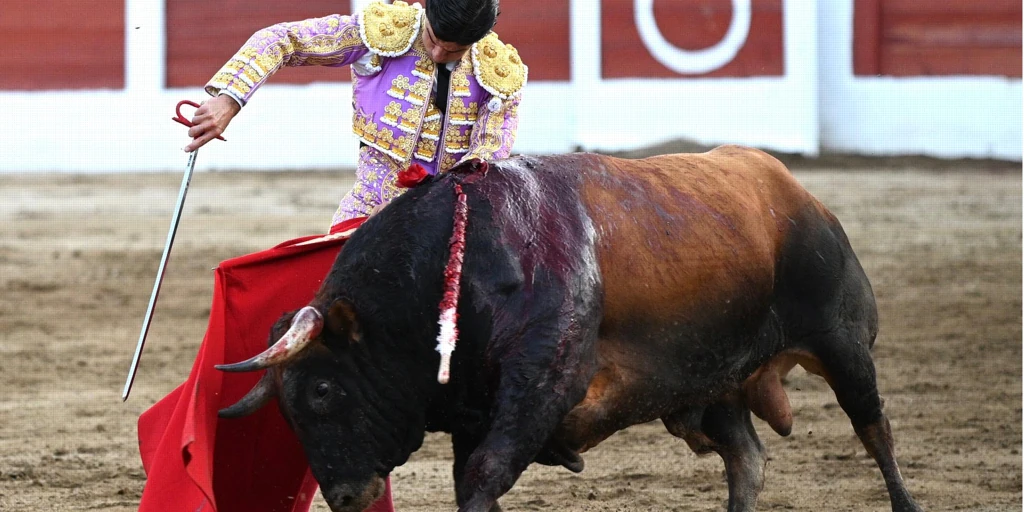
[821,0,1022,159]
[2,0,1019,173]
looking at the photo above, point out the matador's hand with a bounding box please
[184,94,240,152]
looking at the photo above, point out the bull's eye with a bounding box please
[307,379,344,414]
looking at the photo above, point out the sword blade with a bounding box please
[122,149,199,401]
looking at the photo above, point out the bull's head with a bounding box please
[216,301,429,512]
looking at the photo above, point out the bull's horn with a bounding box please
[215,306,323,372]
[218,371,276,418]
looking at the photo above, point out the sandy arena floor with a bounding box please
[0,154,1019,511]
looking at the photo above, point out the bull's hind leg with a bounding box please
[782,211,922,511]
[663,399,766,512]
[812,337,923,512]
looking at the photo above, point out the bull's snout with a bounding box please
[322,476,386,512]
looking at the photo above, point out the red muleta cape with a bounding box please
[137,217,395,511]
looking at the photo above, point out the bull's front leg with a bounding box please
[451,427,502,512]
[454,310,599,511]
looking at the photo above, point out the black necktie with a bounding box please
[435,64,451,115]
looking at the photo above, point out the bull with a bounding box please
[217,146,923,512]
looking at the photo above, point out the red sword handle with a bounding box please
[172,100,227,141]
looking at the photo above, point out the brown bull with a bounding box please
[218,146,922,512]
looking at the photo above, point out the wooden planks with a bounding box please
[854,0,1021,76]
[491,1,571,80]
[601,0,784,78]
[166,0,571,88]
[0,0,124,90]
[166,0,352,88]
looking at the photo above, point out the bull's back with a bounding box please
[576,146,817,331]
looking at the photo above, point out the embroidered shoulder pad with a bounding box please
[471,32,528,100]
[359,1,423,57]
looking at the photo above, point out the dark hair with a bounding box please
[425,0,499,46]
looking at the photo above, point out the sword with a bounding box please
[122,100,225,401]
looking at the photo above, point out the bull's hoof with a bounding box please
[534,442,585,473]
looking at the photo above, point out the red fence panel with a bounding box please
[166,0,353,87]
[601,0,784,78]
[166,0,570,87]
[0,0,124,90]
[492,1,571,81]
[854,0,1022,76]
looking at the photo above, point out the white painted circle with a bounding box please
[634,0,752,75]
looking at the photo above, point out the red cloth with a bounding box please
[138,217,395,512]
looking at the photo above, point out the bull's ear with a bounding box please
[326,298,362,344]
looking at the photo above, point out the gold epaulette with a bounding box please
[359,1,423,57]
[471,32,528,100]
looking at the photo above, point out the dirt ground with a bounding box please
[0,154,1019,511]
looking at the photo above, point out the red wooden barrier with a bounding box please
[854,0,1022,76]
[601,0,784,78]
[166,0,570,87]
[0,0,124,90]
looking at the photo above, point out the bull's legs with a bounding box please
[455,370,590,511]
[813,337,923,512]
[777,213,922,511]
[453,336,596,512]
[663,400,766,512]
[451,429,503,512]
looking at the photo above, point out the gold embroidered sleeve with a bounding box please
[459,93,522,165]
[205,14,368,105]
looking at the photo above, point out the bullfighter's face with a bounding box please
[422,17,470,64]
